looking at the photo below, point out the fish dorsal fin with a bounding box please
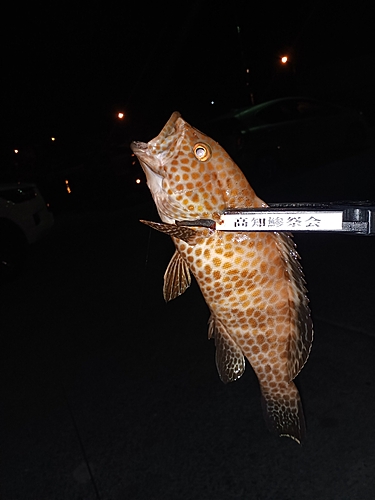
[275,233,313,380]
[140,220,210,245]
[163,250,191,302]
[208,315,245,383]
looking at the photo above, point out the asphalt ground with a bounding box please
[1,195,375,499]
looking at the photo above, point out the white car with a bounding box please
[0,182,54,279]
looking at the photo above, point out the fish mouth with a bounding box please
[130,141,148,154]
[150,111,181,147]
[131,111,183,172]
[130,139,164,203]
[130,111,181,156]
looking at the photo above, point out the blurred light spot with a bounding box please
[51,137,56,141]
[281,56,288,64]
[118,112,124,119]
[65,179,72,194]
[135,178,141,184]
[14,149,19,154]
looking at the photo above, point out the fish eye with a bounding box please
[193,143,212,161]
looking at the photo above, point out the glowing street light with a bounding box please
[117,112,124,119]
[281,56,288,64]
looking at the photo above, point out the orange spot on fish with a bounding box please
[260,262,268,273]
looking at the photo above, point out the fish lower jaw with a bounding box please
[130,141,148,152]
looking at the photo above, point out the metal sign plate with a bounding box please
[219,210,343,232]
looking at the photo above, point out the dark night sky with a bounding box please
[2,1,375,153]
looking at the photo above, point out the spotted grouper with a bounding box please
[131,112,313,443]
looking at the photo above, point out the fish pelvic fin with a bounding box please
[208,315,245,383]
[140,220,211,245]
[163,250,191,302]
[260,381,306,444]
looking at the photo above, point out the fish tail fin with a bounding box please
[260,382,306,444]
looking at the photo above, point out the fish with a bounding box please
[131,112,313,444]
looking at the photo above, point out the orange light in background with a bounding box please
[281,56,288,64]
[135,178,141,184]
[14,149,19,154]
[65,179,72,194]
[117,112,124,119]
[51,137,56,141]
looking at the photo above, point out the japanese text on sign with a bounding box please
[219,211,343,231]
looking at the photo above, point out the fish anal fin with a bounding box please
[208,315,245,383]
[260,382,306,445]
[163,250,191,302]
[140,220,210,245]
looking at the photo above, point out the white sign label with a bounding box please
[218,211,343,232]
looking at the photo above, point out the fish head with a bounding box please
[131,112,262,224]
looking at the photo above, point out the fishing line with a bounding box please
[38,350,102,500]
[59,379,102,500]
[45,349,102,500]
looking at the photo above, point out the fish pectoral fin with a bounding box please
[140,220,211,245]
[163,250,191,302]
[208,315,245,383]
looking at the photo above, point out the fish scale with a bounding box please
[131,112,313,443]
